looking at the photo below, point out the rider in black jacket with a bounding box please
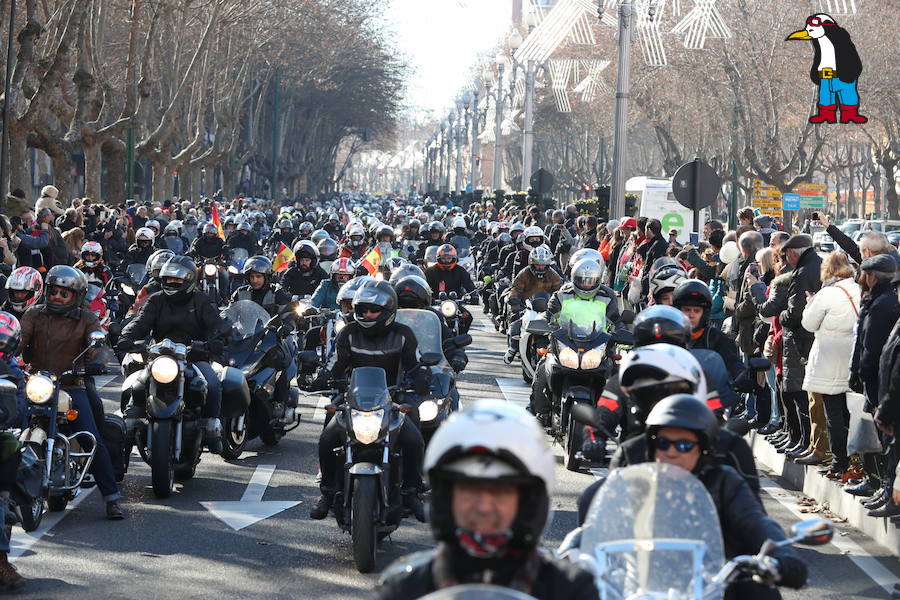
[118,255,230,452]
[230,256,291,315]
[279,240,328,297]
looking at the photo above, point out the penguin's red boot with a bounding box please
[839,105,868,124]
[809,104,837,124]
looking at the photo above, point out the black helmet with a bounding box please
[45,265,88,315]
[159,256,198,299]
[633,305,692,348]
[146,249,176,281]
[497,232,512,247]
[298,221,314,237]
[393,275,431,309]
[292,240,319,269]
[242,255,273,286]
[429,221,445,236]
[672,279,713,330]
[388,263,426,285]
[646,394,719,471]
[408,218,421,230]
[375,225,394,243]
[317,237,338,261]
[353,280,397,333]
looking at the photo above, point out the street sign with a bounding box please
[529,168,555,195]
[752,179,783,218]
[795,183,826,208]
[782,193,801,211]
[672,159,721,232]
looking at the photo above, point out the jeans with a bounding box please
[507,318,522,353]
[822,393,849,470]
[67,388,121,502]
[530,360,551,416]
[818,77,859,106]
[765,366,781,425]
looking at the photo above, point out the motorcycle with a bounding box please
[517,293,551,383]
[86,284,112,333]
[221,300,301,457]
[113,263,147,319]
[561,462,833,599]
[19,332,108,514]
[199,258,229,305]
[125,338,250,498]
[395,309,470,444]
[324,357,441,573]
[436,291,473,337]
[536,307,633,471]
[0,378,42,532]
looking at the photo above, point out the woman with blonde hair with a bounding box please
[799,251,861,476]
[61,227,85,265]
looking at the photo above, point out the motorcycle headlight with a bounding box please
[150,356,179,383]
[25,375,54,404]
[418,400,439,422]
[121,284,135,296]
[228,265,239,275]
[558,344,580,369]
[335,320,346,333]
[351,408,384,444]
[204,264,218,277]
[581,344,606,370]
[295,301,310,316]
[440,300,457,318]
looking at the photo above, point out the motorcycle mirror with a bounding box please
[619,309,636,325]
[88,331,106,346]
[789,519,833,546]
[438,291,447,300]
[571,403,599,428]
[749,357,772,373]
[420,352,442,367]
[449,291,458,300]
[612,329,635,346]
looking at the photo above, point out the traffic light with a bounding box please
[594,185,610,220]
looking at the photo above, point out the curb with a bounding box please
[749,430,900,557]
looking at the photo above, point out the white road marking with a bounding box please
[95,374,118,390]
[495,377,530,409]
[760,476,899,595]
[200,465,300,531]
[10,488,96,561]
[311,395,331,422]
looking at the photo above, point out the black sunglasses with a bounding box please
[654,437,698,453]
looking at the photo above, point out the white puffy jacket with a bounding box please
[801,277,861,395]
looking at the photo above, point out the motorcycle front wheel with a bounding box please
[565,414,583,472]
[351,477,379,573]
[150,420,175,498]
[219,413,248,460]
[19,497,44,531]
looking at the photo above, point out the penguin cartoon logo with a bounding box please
[786,13,867,125]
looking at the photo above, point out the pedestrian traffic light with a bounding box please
[594,185,610,220]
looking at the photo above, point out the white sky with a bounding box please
[385,0,512,119]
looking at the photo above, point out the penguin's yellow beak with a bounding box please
[786,29,812,40]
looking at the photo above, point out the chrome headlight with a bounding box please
[150,356,179,383]
[295,301,310,315]
[440,300,457,318]
[418,400,440,422]
[351,408,385,444]
[121,284,135,296]
[204,264,218,277]
[581,344,607,370]
[25,375,54,404]
[335,320,346,333]
[558,344,580,369]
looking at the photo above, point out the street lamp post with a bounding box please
[446,112,456,194]
[466,89,480,193]
[492,52,508,191]
[610,0,634,220]
[512,12,538,192]
[439,121,447,195]
[454,101,464,194]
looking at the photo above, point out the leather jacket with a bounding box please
[20,304,102,388]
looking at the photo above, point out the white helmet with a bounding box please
[619,343,707,420]
[451,216,467,231]
[135,227,155,242]
[650,265,688,300]
[424,399,555,554]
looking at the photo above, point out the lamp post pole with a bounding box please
[438,121,446,195]
[610,0,634,220]
[454,102,464,194]
[471,87,483,192]
[492,54,507,191]
[446,112,455,194]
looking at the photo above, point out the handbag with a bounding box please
[846,391,883,455]
[834,285,859,317]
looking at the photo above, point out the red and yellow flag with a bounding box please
[273,242,295,273]
[210,203,225,240]
[359,245,382,275]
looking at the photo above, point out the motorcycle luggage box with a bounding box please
[102,413,130,482]
[217,365,251,418]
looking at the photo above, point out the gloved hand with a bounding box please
[771,551,808,589]
[412,367,431,396]
[450,358,467,373]
[581,426,607,462]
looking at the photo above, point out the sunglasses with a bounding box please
[47,286,73,299]
[654,437,698,453]
[806,16,834,27]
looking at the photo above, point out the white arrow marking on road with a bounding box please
[200,465,300,531]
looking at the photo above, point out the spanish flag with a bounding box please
[273,242,295,273]
[359,245,382,275]
[210,203,225,240]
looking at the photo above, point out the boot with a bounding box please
[106,500,125,520]
[201,418,223,454]
[309,493,334,520]
[868,497,900,518]
[503,349,517,364]
[0,552,23,591]
[839,105,868,124]
[403,492,426,523]
[809,104,837,124]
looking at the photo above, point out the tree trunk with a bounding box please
[152,160,169,202]
[221,163,234,198]
[8,125,29,196]
[103,139,125,206]
[82,140,102,203]
[49,148,73,203]
[885,162,899,219]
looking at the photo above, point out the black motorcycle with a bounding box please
[221,300,301,457]
[324,357,440,573]
[125,338,250,498]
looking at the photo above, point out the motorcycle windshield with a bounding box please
[395,309,443,357]
[86,284,102,302]
[581,463,725,600]
[126,263,147,286]
[425,246,439,267]
[450,236,471,258]
[558,298,608,343]
[221,300,270,339]
[348,366,391,411]
[420,585,538,600]
[163,237,184,254]
[231,248,249,269]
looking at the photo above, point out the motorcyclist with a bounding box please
[577,395,807,600]
[374,225,401,257]
[160,223,187,254]
[338,223,370,260]
[19,266,125,520]
[497,223,527,271]
[310,280,430,522]
[504,246,562,363]
[311,257,354,311]
[128,249,175,315]
[3,266,44,320]
[403,218,422,241]
[75,241,113,287]
[123,227,156,268]
[0,312,26,590]
[266,219,296,252]
[649,260,688,306]
[378,400,599,600]
[529,259,620,427]
[297,221,314,241]
[191,223,230,262]
[280,240,328,297]
[424,244,476,331]
[415,221,446,262]
[230,256,292,315]
[118,256,229,454]
[317,237,339,271]
[322,213,342,238]
[394,274,467,375]
[227,222,261,255]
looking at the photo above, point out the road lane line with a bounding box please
[495,378,530,409]
[760,475,899,595]
[10,488,96,561]
[311,395,331,422]
[241,464,276,502]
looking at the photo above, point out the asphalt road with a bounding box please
[10,306,900,599]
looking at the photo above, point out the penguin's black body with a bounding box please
[809,26,862,84]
